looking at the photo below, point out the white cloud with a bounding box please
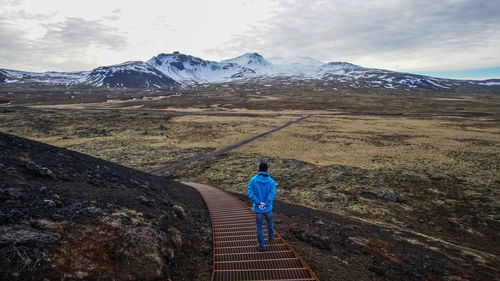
[0,0,499,72]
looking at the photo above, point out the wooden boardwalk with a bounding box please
[184,182,319,281]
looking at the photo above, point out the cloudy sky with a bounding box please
[1,0,499,79]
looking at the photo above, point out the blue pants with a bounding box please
[255,211,274,248]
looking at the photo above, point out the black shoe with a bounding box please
[268,238,274,243]
[257,246,265,252]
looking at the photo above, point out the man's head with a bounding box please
[259,162,268,172]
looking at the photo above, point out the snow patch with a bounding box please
[426,79,451,89]
[478,81,500,86]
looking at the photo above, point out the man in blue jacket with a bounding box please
[247,162,276,251]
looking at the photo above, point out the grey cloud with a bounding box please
[208,0,500,68]
[0,16,127,71]
[41,17,126,51]
[0,17,32,65]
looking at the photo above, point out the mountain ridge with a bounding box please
[1,52,499,91]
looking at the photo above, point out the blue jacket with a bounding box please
[247,171,276,213]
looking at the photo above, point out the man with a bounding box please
[247,162,276,251]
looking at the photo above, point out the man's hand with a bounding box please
[258,202,266,210]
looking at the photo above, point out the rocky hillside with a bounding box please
[0,132,211,281]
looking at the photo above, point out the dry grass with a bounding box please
[234,116,500,181]
[166,115,295,150]
[164,115,499,256]
[0,109,295,171]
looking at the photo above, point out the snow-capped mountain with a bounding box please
[146,52,255,83]
[1,51,499,91]
[312,62,461,90]
[84,61,178,88]
[221,52,271,68]
[0,61,178,88]
[318,62,366,74]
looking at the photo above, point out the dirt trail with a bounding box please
[150,114,313,175]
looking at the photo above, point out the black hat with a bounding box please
[259,162,268,172]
